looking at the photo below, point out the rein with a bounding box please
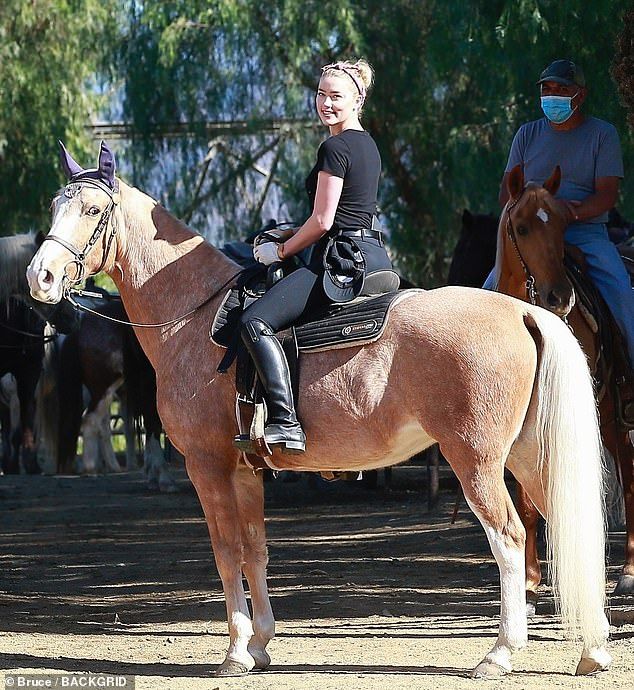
[63,268,244,329]
[505,191,538,305]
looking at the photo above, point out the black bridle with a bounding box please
[504,189,538,305]
[44,177,120,290]
[45,177,243,330]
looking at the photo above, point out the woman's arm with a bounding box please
[278,171,344,259]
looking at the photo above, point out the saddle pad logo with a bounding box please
[341,320,378,337]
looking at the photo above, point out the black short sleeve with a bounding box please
[305,130,381,230]
[316,136,351,179]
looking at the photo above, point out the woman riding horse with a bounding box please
[236,59,393,454]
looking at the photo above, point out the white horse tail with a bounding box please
[526,306,607,649]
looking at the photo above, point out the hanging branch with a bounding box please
[250,136,285,228]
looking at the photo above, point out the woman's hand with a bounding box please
[253,241,281,265]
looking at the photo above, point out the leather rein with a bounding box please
[46,177,242,329]
[504,189,538,305]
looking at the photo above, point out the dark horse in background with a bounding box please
[450,168,634,600]
[0,232,78,474]
[55,290,177,491]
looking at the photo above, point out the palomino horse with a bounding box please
[493,164,634,602]
[27,142,610,677]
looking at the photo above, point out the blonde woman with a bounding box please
[236,59,392,454]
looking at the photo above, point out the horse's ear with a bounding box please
[543,166,561,196]
[58,140,84,179]
[507,165,524,201]
[97,140,116,188]
[462,209,473,228]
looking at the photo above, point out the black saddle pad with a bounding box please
[211,289,411,352]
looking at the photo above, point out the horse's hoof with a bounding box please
[470,660,510,679]
[249,647,271,670]
[214,660,251,677]
[526,591,538,618]
[613,573,634,596]
[575,657,611,676]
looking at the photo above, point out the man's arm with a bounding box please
[561,176,620,222]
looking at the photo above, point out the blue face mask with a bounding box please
[540,94,578,124]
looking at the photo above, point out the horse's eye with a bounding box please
[517,225,529,236]
[87,206,101,216]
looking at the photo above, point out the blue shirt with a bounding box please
[505,116,624,224]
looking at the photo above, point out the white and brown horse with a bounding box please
[27,143,610,678]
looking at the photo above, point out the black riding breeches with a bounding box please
[238,237,392,332]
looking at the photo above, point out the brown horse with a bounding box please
[493,164,634,605]
[26,143,610,678]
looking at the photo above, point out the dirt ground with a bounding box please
[1,464,633,690]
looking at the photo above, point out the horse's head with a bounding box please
[27,141,121,304]
[500,165,573,316]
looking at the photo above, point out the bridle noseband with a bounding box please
[505,189,538,305]
[43,177,120,293]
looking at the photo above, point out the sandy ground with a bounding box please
[0,465,633,690]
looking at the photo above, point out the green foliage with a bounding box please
[4,1,630,287]
[113,0,631,286]
[0,0,120,235]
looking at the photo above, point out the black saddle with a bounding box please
[210,262,406,364]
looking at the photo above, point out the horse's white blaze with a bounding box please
[466,497,527,672]
[536,207,549,223]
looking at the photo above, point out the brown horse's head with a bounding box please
[497,165,574,317]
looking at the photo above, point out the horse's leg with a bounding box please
[145,432,177,493]
[614,429,634,595]
[233,462,275,669]
[96,384,122,474]
[188,455,256,676]
[16,373,40,474]
[80,408,100,475]
[509,444,611,675]
[453,458,527,678]
[516,484,541,615]
[119,392,139,471]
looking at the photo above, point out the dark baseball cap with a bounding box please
[537,59,585,88]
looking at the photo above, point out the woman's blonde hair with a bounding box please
[320,59,374,110]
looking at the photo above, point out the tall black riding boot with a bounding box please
[234,318,306,454]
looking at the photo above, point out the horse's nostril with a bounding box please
[37,269,54,290]
[547,290,562,308]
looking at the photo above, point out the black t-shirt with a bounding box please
[305,129,381,231]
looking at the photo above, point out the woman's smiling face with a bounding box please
[315,74,359,129]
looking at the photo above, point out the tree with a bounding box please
[113,0,632,285]
[0,0,119,235]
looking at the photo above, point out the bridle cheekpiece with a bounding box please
[505,189,538,305]
[43,176,120,296]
